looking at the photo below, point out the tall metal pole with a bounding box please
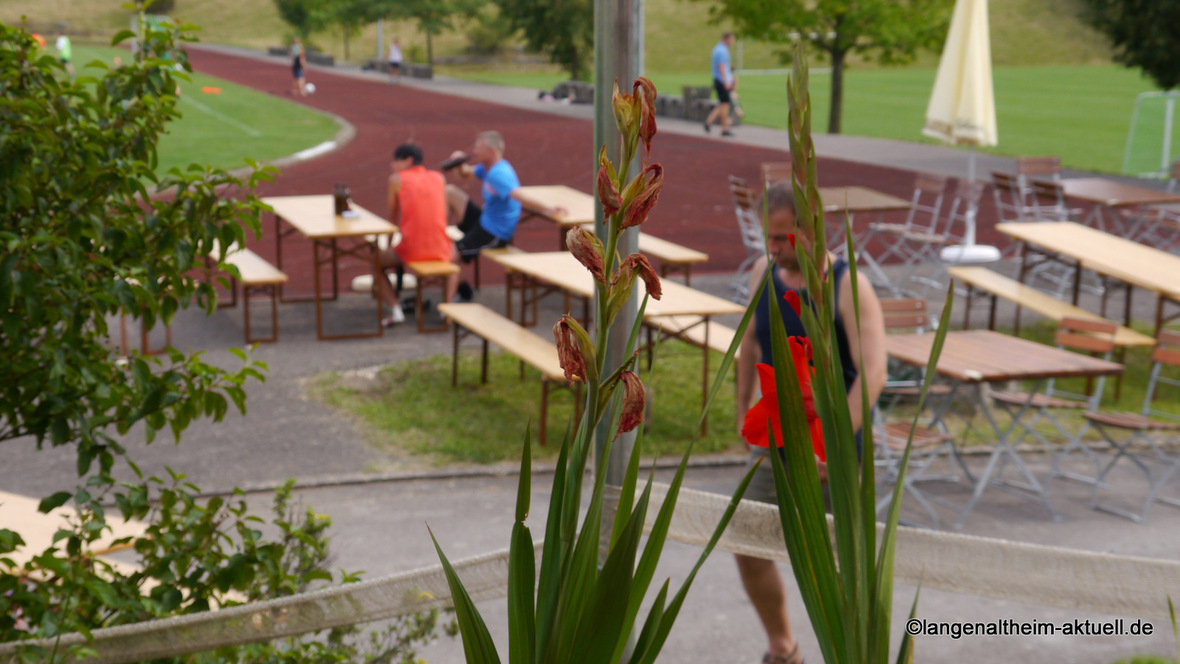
[376,19,384,65]
[594,0,642,555]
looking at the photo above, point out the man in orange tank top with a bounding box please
[375,144,457,325]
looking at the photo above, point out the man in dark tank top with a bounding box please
[734,180,888,664]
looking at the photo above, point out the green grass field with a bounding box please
[71,45,339,174]
[444,66,1177,175]
[310,342,742,465]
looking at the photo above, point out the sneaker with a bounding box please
[703,119,711,134]
[721,130,735,137]
[382,305,406,327]
[401,298,429,314]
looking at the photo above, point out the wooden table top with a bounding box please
[997,221,1180,298]
[262,195,396,239]
[1,490,148,569]
[486,251,743,318]
[1057,177,1180,208]
[884,329,1124,383]
[514,185,596,226]
[818,186,912,214]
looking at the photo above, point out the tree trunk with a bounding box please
[343,29,350,61]
[426,31,434,65]
[569,45,580,81]
[828,47,845,134]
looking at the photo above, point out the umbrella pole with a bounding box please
[965,145,978,246]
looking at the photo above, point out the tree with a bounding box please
[690,0,950,133]
[0,17,453,661]
[496,0,593,80]
[273,0,332,41]
[394,0,482,65]
[1082,0,1180,90]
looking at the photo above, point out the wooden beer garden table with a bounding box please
[263,195,397,341]
[998,221,1180,337]
[1055,177,1180,235]
[484,251,744,434]
[885,330,1124,528]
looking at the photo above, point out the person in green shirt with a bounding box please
[55,31,74,76]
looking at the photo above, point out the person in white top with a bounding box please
[387,38,402,81]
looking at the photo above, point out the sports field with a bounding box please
[71,45,339,175]
[451,65,1178,175]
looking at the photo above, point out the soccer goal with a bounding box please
[1122,91,1180,178]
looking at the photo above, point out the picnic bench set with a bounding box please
[191,160,1180,527]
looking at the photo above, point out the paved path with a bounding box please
[4,45,1178,664]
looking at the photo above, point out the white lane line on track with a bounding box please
[181,95,262,137]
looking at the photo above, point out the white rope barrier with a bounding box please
[2,483,1178,663]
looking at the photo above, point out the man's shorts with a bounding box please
[454,201,509,262]
[713,78,732,105]
[740,447,832,510]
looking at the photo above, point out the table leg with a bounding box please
[313,240,324,340]
[331,238,340,299]
[952,381,1060,528]
[700,317,711,437]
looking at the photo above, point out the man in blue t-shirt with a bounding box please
[446,130,563,301]
[704,32,736,137]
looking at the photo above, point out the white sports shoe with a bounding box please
[382,305,406,327]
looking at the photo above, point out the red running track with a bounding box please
[185,47,1005,295]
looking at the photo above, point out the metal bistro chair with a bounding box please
[990,318,1118,487]
[1016,155,1064,218]
[1085,330,1180,522]
[1129,158,1180,252]
[729,181,765,302]
[760,161,791,190]
[874,298,969,529]
[859,172,948,296]
[905,179,999,298]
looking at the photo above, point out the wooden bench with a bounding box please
[208,243,288,343]
[405,260,460,333]
[437,303,581,444]
[577,223,709,285]
[481,245,536,323]
[948,266,1155,348]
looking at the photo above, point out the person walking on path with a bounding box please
[387,38,402,81]
[290,37,307,97]
[704,32,736,137]
[375,144,457,325]
[733,181,887,664]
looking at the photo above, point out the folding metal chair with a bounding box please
[874,298,970,528]
[878,298,948,403]
[905,179,998,297]
[1129,159,1180,252]
[729,182,764,302]
[990,318,1118,486]
[760,162,790,190]
[1017,156,1072,219]
[858,172,948,296]
[1085,330,1180,522]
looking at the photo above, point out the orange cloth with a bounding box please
[393,165,452,263]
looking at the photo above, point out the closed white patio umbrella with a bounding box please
[923,0,998,249]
